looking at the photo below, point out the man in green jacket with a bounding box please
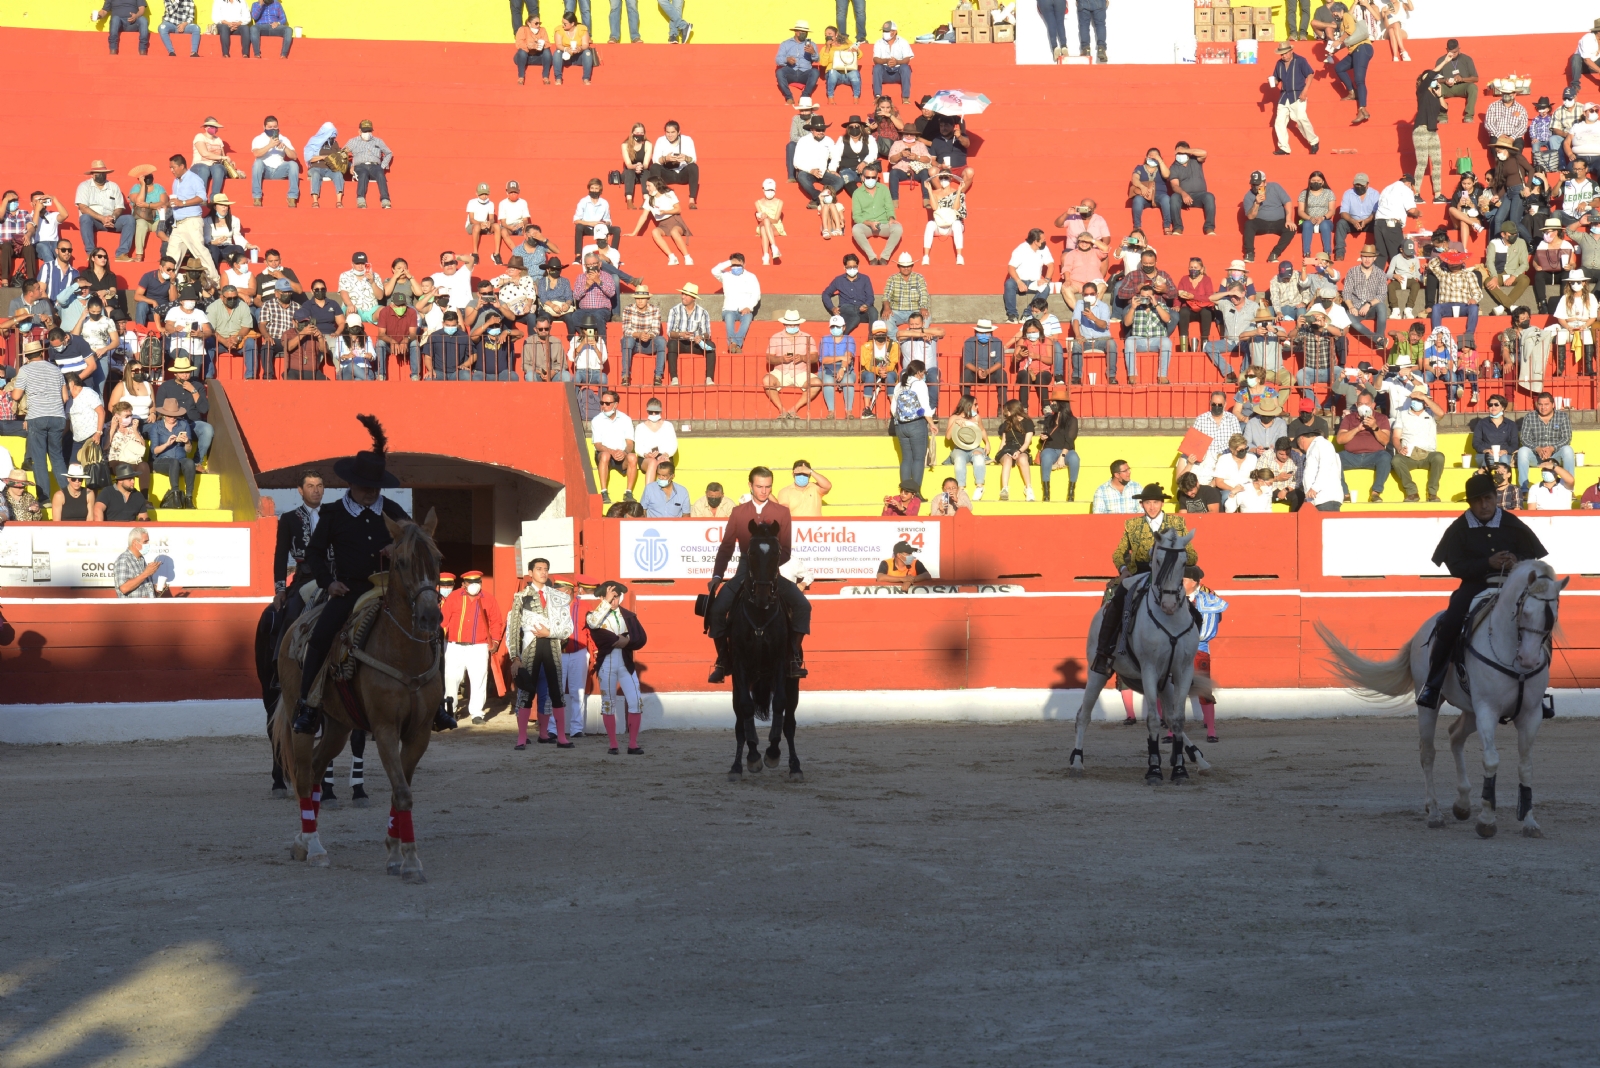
[850,164,903,266]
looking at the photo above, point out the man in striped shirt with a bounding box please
[1185,565,1226,744]
[619,288,664,386]
[1090,459,1143,514]
[344,120,394,209]
[666,283,715,385]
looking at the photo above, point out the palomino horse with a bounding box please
[724,520,802,782]
[1318,559,1566,839]
[1070,529,1213,783]
[270,511,445,881]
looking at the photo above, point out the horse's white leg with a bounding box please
[1166,662,1194,784]
[1070,671,1110,777]
[1471,699,1502,838]
[1142,675,1163,784]
[1447,709,1475,821]
[1516,707,1545,838]
[1417,705,1445,828]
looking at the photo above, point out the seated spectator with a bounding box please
[375,292,420,380]
[1526,458,1575,509]
[792,119,844,208]
[1121,279,1173,385]
[189,117,232,200]
[147,396,197,504]
[633,398,677,483]
[1090,459,1142,514]
[1336,390,1392,502]
[896,312,944,413]
[1208,432,1253,508]
[775,20,820,103]
[551,11,594,84]
[1166,142,1216,236]
[886,130,933,204]
[943,394,989,499]
[463,184,498,260]
[860,320,898,416]
[923,173,966,265]
[1470,393,1517,467]
[345,120,393,210]
[1128,149,1173,233]
[1262,436,1300,509]
[1004,229,1054,325]
[764,310,822,417]
[881,481,924,518]
[567,316,609,389]
[1546,271,1598,372]
[1294,305,1345,399]
[822,253,876,335]
[95,0,150,55]
[152,356,211,467]
[1421,326,1477,411]
[1335,173,1380,260]
[1243,392,1287,455]
[1480,222,1534,314]
[1580,470,1600,509]
[960,318,1007,410]
[640,458,690,518]
[251,1,294,58]
[1515,391,1575,491]
[710,254,761,355]
[876,539,930,586]
[618,288,664,386]
[1243,169,1296,263]
[1172,256,1216,348]
[203,194,250,267]
[1204,283,1259,383]
[818,314,858,418]
[521,317,567,383]
[1060,231,1109,312]
[163,288,211,366]
[97,466,149,522]
[1113,247,1177,318]
[879,252,929,340]
[301,122,346,209]
[1242,308,1292,374]
[1268,260,1310,321]
[113,527,160,598]
[1229,467,1278,514]
[692,482,733,518]
[532,258,575,337]
[591,390,637,506]
[252,247,302,305]
[1429,251,1485,344]
[253,277,297,378]
[871,21,913,102]
[0,191,39,287]
[1010,318,1056,416]
[206,283,256,377]
[249,116,298,208]
[994,399,1035,502]
[630,178,693,267]
[1,470,42,522]
[648,121,700,211]
[470,311,517,381]
[423,310,473,380]
[850,166,902,266]
[75,160,135,264]
[1389,385,1446,502]
[569,177,610,263]
[929,477,972,516]
[48,462,95,522]
[665,282,715,385]
[1386,238,1426,318]
[1175,470,1217,514]
[573,253,618,324]
[514,15,553,84]
[1300,172,1336,257]
[755,178,787,264]
[1069,280,1116,385]
[1037,387,1078,502]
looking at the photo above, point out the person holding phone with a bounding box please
[148,396,198,505]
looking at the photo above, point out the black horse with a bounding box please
[724,520,803,782]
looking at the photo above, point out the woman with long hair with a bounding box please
[205,194,250,265]
[629,177,692,266]
[620,122,653,208]
[1011,316,1055,415]
[1299,170,1335,257]
[1446,173,1487,246]
[944,394,989,500]
[1037,387,1079,502]
[995,398,1036,502]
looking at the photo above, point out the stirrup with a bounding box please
[1091,652,1115,676]
[291,699,321,735]
[789,654,808,679]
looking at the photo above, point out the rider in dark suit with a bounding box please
[1417,471,1548,709]
[271,470,327,651]
[706,465,812,682]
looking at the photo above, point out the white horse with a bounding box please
[1070,529,1214,783]
[1317,559,1565,839]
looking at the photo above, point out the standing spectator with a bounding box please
[591,390,637,506]
[75,161,135,264]
[14,342,70,497]
[1331,4,1375,126]
[618,288,664,386]
[1526,458,1576,510]
[1038,0,1069,59]
[1373,174,1420,267]
[572,178,613,263]
[1295,425,1343,511]
[166,155,218,282]
[960,319,1007,409]
[1336,390,1392,501]
[345,120,393,210]
[819,314,857,418]
[1090,459,1142,514]
[755,178,786,264]
[871,21,913,103]
[1166,142,1216,236]
[850,165,902,266]
[1432,38,1478,124]
[1121,279,1173,385]
[666,282,715,385]
[1003,229,1054,324]
[1390,385,1445,502]
[1128,148,1172,234]
[1515,392,1576,491]
[96,0,150,55]
[1076,0,1108,63]
[764,310,822,417]
[633,397,677,484]
[1037,387,1079,502]
[640,460,690,517]
[890,360,936,494]
[775,20,820,104]
[822,253,876,335]
[607,0,642,43]
[630,177,693,267]
[113,527,161,597]
[251,1,294,58]
[1270,41,1321,156]
[441,572,504,726]
[1336,173,1380,260]
[250,115,299,208]
[1242,170,1296,263]
[551,12,594,84]
[879,252,929,340]
[304,123,346,209]
[1299,171,1336,257]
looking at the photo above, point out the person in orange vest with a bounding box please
[440,569,504,724]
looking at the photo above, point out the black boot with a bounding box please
[291,698,320,735]
[789,633,808,679]
[1042,481,1051,502]
[432,696,457,732]
[1554,344,1566,376]
[1067,480,1077,502]
[707,635,731,683]
[1416,645,1450,709]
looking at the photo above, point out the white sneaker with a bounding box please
[1389,308,1402,319]
[971,486,983,501]
[670,376,680,385]
[683,255,694,265]
[705,377,715,385]
[666,254,679,266]
[1025,488,1036,502]
[956,253,965,265]
[1494,305,1505,314]
[771,245,780,258]
[921,254,931,265]
[762,254,770,265]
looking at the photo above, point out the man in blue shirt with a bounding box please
[821,253,876,335]
[1269,41,1320,157]
[1334,173,1381,260]
[775,20,820,103]
[96,0,150,55]
[1070,280,1117,384]
[640,459,691,517]
[165,155,218,282]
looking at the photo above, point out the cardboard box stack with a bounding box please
[1196,2,1280,43]
[951,0,1013,43]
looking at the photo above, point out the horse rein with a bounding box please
[1466,588,1558,720]
[1139,541,1196,690]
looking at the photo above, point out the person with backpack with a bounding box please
[891,359,935,496]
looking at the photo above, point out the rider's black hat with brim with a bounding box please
[1136,484,1170,502]
[1465,472,1497,500]
[334,413,401,489]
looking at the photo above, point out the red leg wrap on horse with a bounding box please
[392,809,415,843]
[300,797,317,834]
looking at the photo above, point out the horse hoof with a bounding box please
[1476,821,1497,839]
[1169,770,1189,784]
[1067,765,1085,779]
[747,759,762,774]
[290,841,308,861]
[1452,802,1471,821]
[1521,824,1544,839]
[308,852,331,868]
[270,786,288,799]
[387,862,402,875]
[1145,768,1163,785]
[787,771,804,782]
[351,796,370,808]
[1427,812,1446,829]
[764,752,780,768]
[401,869,427,884]
[321,798,340,810]
[727,772,742,783]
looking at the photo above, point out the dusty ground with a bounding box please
[2,716,1598,1068]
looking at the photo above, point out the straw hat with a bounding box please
[153,397,188,419]
[211,193,233,206]
[201,116,224,127]
[169,356,198,374]
[974,318,994,332]
[933,206,959,229]
[1254,394,1284,418]
[128,164,157,179]
[792,19,810,32]
[65,464,86,480]
[679,282,700,297]
[951,421,983,449]
[84,160,112,174]
[778,309,806,326]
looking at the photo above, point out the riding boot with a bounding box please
[432,695,458,732]
[1416,639,1451,709]
[1092,586,1124,676]
[707,635,731,683]
[291,697,320,735]
[789,633,808,679]
[1067,480,1077,502]
[1042,481,1051,502]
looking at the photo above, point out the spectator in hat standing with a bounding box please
[871,22,913,103]
[1432,38,1478,124]
[775,20,820,103]
[1269,41,1321,156]
[345,120,394,209]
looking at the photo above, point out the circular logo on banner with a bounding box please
[634,528,669,573]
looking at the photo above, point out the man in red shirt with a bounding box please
[1334,389,1393,503]
[1580,477,1600,509]
[440,569,504,724]
[706,466,813,682]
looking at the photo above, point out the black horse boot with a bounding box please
[707,636,731,683]
[789,633,808,679]
[432,696,457,732]
[291,698,320,735]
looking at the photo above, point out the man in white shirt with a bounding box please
[871,21,914,103]
[1571,22,1600,99]
[1294,425,1344,512]
[1373,174,1421,268]
[1390,387,1445,502]
[464,183,497,261]
[1004,228,1054,324]
[492,180,533,267]
[711,254,762,354]
[74,161,135,262]
[163,292,211,358]
[791,120,845,206]
[250,115,300,208]
[430,251,475,314]
[1526,459,1575,509]
[590,389,637,506]
[572,177,613,261]
[649,122,700,209]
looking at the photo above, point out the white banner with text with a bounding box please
[0,526,251,588]
[619,520,941,580]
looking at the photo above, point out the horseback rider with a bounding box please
[1091,483,1200,677]
[292,415,456,735]
[1416,471,1548,709]
[706,465,812,682]
[271,469,326,649]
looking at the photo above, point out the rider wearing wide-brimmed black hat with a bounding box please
[1090,483,1200,676]
[292,415,454,734]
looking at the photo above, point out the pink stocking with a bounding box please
[516,708,530,745]
[1201,699,1216,735]
[602,714,619,748]
[553,705,569,744]
[536,711,550,741]
[626,712,641,749]
[1120,689,1137,721]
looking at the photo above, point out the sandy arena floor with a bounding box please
[2,716,1597,1067]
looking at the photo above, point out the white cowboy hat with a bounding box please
[793,96,816,110]
[1228,259,1249,271]
[792,19,810,32]
[974,318,994,332]
[779,309,806,326]
[65,464,86,479]
[896,252,915,266]
[1566,269,1589,281]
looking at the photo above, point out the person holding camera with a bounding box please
[1121,281,1174,385]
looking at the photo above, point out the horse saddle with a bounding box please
[291,574,390,707]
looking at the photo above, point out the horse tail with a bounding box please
[1314,620,1415,699]
[268,692,303,797]
[1187,672,1215,700]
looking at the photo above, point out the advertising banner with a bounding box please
[0,526,252,588]
[619,520,940,580]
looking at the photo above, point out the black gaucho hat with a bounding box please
[334,414,401,489]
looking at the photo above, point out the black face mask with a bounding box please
[1210,403,1224,416]
[224,298,239,308]
[706,496,723,508]
[1188,268,1202,277]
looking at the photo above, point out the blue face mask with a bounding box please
[489,327,502,336]
[443,325,458,334]
[830,327,844,336]
[785,325,800,334]
[730,266,744,276]
[1409,399,1424,412]
[794,474,810,487]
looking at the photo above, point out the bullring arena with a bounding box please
[3,2,1599,1064]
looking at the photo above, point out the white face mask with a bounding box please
[1175,153,1190,164]
[181,300,195,311]
[1496,151,1508,160]
[1146,157,1158,168]
[1357,405,1373,418]
[466,582,482,596]
[647,411,662,421]
[437,586,451,597]
[1026,332,1040,341]
[845,267,859,277]
[863,178,877,189]
[361,132,373,140]
[831,326,844,336]
[1574,282,1585,290]
[1543,471,1557,483]
[785,325,800,334]
[1246,377,1259,386]
[764,189,776,199]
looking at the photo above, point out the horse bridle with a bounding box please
[1468,586,1558,719]
[1141,539,1195,689]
